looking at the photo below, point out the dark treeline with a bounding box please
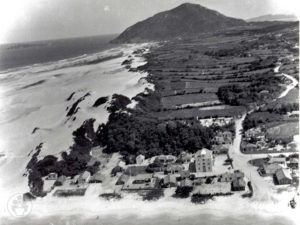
[97,112,215,164]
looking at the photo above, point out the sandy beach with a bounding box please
[0,43,154,219]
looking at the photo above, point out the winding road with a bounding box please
[228,69,299,201]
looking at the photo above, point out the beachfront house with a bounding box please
[193,182,231,195]
[232,178,246,191]
[195,148,214,172]
[275,169,292,185]
[122,174,159,191]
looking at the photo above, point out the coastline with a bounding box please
[0,40,298,225]
[0,43,155,220]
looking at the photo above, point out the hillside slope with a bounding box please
[112,3,246,43]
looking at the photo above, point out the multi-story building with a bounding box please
[195,148,214,172]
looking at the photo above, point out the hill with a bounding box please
[112,3,246,43]
[248,14,298,22]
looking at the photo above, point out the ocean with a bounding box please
[0,34,117,71]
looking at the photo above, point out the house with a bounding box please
[156,155,177,165]
[193,182,231,195]
[122,174,159,191]
[166,164,184,174]
[220,170,244,183]
[212,144,229,155]
[136,154,145,165]
[180,178,193,187]
[268,157,286,166]
[177,152,193,163]
[232,178,246,191]
[55,175,67,186]
[89,172,104,183]
[125,165,147,176]
[288,158,299,169]
[275,169,292,185]
[43,178,56,193]
[194,148,214,172]
[261,163,283,176]
[46,172,58,180]
[214,132,232,145]
[242,143,257,152]
[180,170,190,179]
[163,174,179,187]
[77,171,91,185]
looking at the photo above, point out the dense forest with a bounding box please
[97,112,215,164]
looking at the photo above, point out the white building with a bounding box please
[194,148,214,172]
[136,154,145,165]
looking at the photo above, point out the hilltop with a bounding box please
[112,3,246,43]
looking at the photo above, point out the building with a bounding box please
[268,157,286,166]
[212,144,229,155]
[77,171,91,185]
[122,174,159,191]
[232,178,246,191]
[89,172,104,183]
[46,173,58,180]
[288,158,299,169]
[156,155,177,165]
[193,182,231,195]
[163,174,179,187]
[166,164,184,174]
[220,170,244,183]
[177,152,193,163]
[55,175,67,186]
[214,131,232,145]
[194,148,214,172]
[136,154,145,165]
[261,163,283,176]
[275,169,292,185]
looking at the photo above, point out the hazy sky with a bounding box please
[0,0,299,44]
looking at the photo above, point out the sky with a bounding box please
[0,0,299,44]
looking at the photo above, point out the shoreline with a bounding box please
[0,40,298,224]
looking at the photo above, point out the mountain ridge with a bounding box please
[112,3,246,43]
[248,14,298,22]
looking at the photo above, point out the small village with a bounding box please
[39,129,251,203]
[252,153,298,186]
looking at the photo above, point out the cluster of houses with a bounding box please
[198,117,233,128]
[241,127,268,153]
[43,169,104,196]
[112,148,247,196]
[258,155,298,185]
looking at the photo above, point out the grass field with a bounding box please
[266,121,299,139]
[150,105,246,120]
[161,93,219,109]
